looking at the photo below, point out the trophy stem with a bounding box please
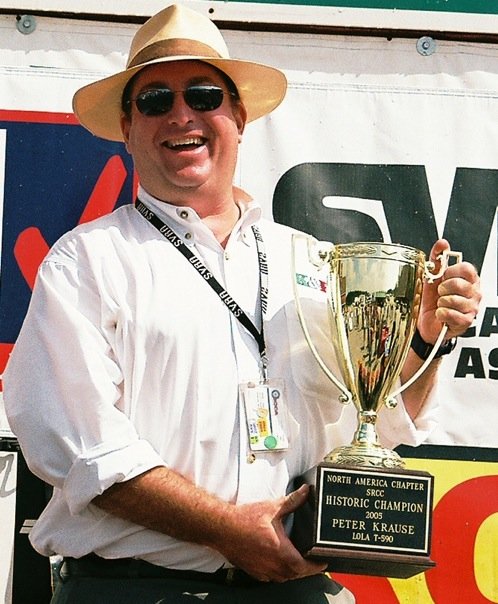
[324,410,405,468]
[354,410,380,446]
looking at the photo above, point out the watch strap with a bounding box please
[410,328,457,360]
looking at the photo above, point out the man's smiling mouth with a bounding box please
[164,136,206,150]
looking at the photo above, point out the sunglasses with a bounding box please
[126,85,236,116]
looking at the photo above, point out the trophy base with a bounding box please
[291,463,435,578]
[325,443,405,469]
[301,546,435,578]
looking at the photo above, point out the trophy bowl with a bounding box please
[325,242,425,468]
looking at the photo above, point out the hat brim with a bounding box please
[72,56,287,142]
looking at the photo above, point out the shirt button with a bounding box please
[185,232,192,240]
[179,209,189,220]
[224,251,230,260]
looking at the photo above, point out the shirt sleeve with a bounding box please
[375,379,440,449]
[325,378,439,453]
[4,248,166,515]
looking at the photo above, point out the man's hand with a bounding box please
[94,468,326,583]
[417,239,481,345]
[217,484,327,582]
[400,239,481,419]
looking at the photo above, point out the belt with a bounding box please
[60,554,260,587]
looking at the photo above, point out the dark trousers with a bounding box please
[51,558,355,604]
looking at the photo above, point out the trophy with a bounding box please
[291,236,461,578]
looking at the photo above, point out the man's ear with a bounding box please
[234,102,247,140]
[120,115,131,152]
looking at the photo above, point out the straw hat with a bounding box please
[73,3,287,141]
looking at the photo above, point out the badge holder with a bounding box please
[240,378,289,452]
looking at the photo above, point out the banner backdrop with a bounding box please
[0,11,496,604]
[232,28,498,448]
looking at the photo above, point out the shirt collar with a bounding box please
[136,185,262,247]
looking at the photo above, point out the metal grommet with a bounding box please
[416,36,436,56]
[16,14,36,35]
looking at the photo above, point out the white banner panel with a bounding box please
[233,29,498,447]
[0,16,496,444]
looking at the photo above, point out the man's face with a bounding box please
[121,60,247,203]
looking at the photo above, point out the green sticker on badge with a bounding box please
[264,435,278,450]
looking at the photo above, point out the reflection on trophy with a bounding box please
[291,236,462,578]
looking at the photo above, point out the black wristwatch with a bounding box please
[410,328,457,361]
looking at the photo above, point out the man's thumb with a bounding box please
[280,484,310,516]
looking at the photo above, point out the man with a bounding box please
[4,4,481,603]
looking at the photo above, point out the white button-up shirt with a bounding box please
[4,186,438,571]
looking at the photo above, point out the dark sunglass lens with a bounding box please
[185,86,224,111]
[136,89,174,116]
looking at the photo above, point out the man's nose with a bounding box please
[167,91,194,124]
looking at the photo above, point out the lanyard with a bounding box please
[135,199,269,379]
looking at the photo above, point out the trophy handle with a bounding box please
[386,247,463,406]
[291,234,353,405]
[424,249,463,283]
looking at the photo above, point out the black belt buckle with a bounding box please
[225,568,236,585]
[221,567,259,587]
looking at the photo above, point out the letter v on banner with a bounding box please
[273,163,497,276]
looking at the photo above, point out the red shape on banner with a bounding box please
[78,155,127,224]
[332,573,400,603]
[13,155,127,289]
[0,343,14,391]
[426,475,498,604]
[13,226,50,291]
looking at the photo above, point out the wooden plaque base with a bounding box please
[291,463,436,578]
